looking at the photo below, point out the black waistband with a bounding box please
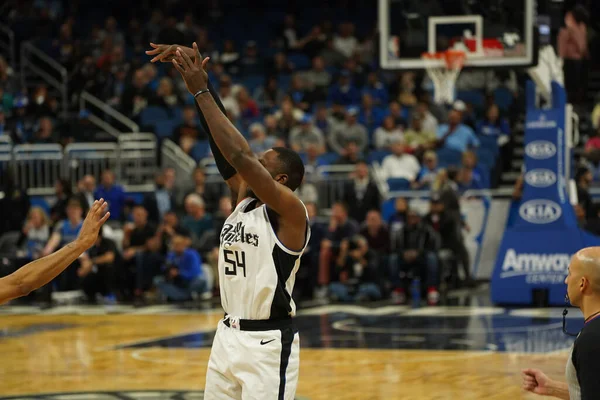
[223,314,295,331]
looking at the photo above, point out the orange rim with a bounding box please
[422,50,466,69]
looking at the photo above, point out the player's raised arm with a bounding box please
[172,44,306,231]
[146,43,243,204]
[0,200,110,304]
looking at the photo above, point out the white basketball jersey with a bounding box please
[218,197,310,320]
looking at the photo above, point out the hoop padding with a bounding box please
[422,50,466,104]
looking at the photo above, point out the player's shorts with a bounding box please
[204,315,300,400]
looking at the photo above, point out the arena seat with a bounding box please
[367,150,391,164]
[154,119,178,139]
[243,75,265,94]
[381,198,396,222]
[140,106,169,127]
[436,148,463,168]
[493,86,514,111]
[477,135,500,155]
[456,90,486,110]
[316,152,339,166]
[287,54,311,70]
[387,178,411,191]
[191,140,211,161]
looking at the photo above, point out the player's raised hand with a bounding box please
[76,199,110,249]
[172,42,210,95]
[522,368,551,396]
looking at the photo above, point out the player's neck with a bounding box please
[581,297,600,321]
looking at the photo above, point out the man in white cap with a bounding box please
[522,247,600,399]
[435,101,479,152]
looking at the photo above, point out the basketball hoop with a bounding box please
[422,50,466,104]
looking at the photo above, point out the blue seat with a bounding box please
[278,74,292,90]
[367,150,391,164]
[126,193,145,205]
[140,106,169,127]
[191,140,211,162]
[30,196,50,215]
[493,87,514,111]
[436,148,463,168]
[456,90,486,109]
[288,54,311,70]
[243,75,265,94]
[387,178,411,191]
[154,119,178,139]
[381,198,397,222]
[478,135,499,155]
[317,152,339,166]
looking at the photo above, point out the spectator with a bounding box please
[388,101,409,130]
[97,45,128,77]
[274,98,302,139]
[185,167,221,214]
[343,55,368,88]
[343,161,381,222]
[404,115,437,154]
[457,150,485,191]
[264,114,285,141]
[51,23,75,69]
[358,93,385,134]
[295,178,319,204]
[585,127,600,155]
[415,100,439,134]
[177,13,200,44]
[157,16,185,45]
[205,196,234,287]
[99,16,125,46]
[335,141,364,165]
[558,5,589,103]
[576,166,594,220]
[360,210,390,254]
[0,56,16,94]
[328,236,382,302]
[218,40,241,76]
[19,207,51,261]
[363,72,389,106]
[103,67,128,108]
[127,18,146,54]
[317,201,360,297]
[413,151,440,189]
[42,198,84,290]
[289,115,326,153]
[211,196,233,237]
[7,97,34,143]
[173,105,206,143]
[150,77,180,109]
[279,14,299,51]
[333,22,358,59]
[76,175,96,212]
[50,178,73,224]
[390,209,440,305]
[380,139,421,181]
[296,26,327,59]
[424,195,472,287]
[144,171,176,224]
[95,169,126,221]
[267,52,294,76]
[144,10,164,44]
[396,72,418,108]
[329,107,368,154]
[304,56,331,102]
[31,117,56,144]
[436,108,480,152]
[295,202,325,300]
[374,115,404,150]
[78,228,119,303]
[249,122,280,154]
[388,196,409,238]
[121,69,153,118]
[254,76,285,113]
[241,41,261,75]
[217,75,240,120]
[156,211,182,253]
[476,103,510,145]
[154,230,207,302]
[236,87,260,122]
[0,170,30,236]
[432,168,462,223]
[328,70,360,106]
[0,108,8,137]
[320,37,346,68]
[304,143,321,177]
[182,194,213,247]
[142,63,159,92]
[313,103,333,136]
[288,74,310,111]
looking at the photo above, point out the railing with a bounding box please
[13,144,64,196]
[0,136,13,189]
[64,142,119,187]
[20,42,68,117]
[80,91,139,136]
[0,24,15,69]
[161,139,197,189]
[118,133,157,191]
[314,165,354,210]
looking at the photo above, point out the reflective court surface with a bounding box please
[0,302,584,400]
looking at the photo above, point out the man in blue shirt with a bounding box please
[95,169,126,221]
[154,229,206,301]
[436,109,480,152]
[328,70,360,106]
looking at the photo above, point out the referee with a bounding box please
[522,247,600,399]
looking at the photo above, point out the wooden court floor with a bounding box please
[0,310,570,400]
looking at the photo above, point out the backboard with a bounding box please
[379,0,536,70]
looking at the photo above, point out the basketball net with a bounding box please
[422,50,466,104]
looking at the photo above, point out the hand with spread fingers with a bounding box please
[171,42,210,95]
[146,43,194,63]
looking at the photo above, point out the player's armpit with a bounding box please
[225,174,244,207]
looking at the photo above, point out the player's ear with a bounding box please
[275,174,288,185]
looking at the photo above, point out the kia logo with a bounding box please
[524,169,557,188]
[525,141,556,159]
[519,200,562,224]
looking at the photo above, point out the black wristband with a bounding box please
[193,88,210,98]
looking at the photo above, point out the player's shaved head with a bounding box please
[574,247,600,293]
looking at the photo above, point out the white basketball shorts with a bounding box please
[204,317,300,400]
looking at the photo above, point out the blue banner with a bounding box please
[491,81,600,305]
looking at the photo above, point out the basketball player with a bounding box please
[148,42,310,400]
[522,247,600,399]
[0,199,109,304]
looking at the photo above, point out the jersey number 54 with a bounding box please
[223,249,247,277]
